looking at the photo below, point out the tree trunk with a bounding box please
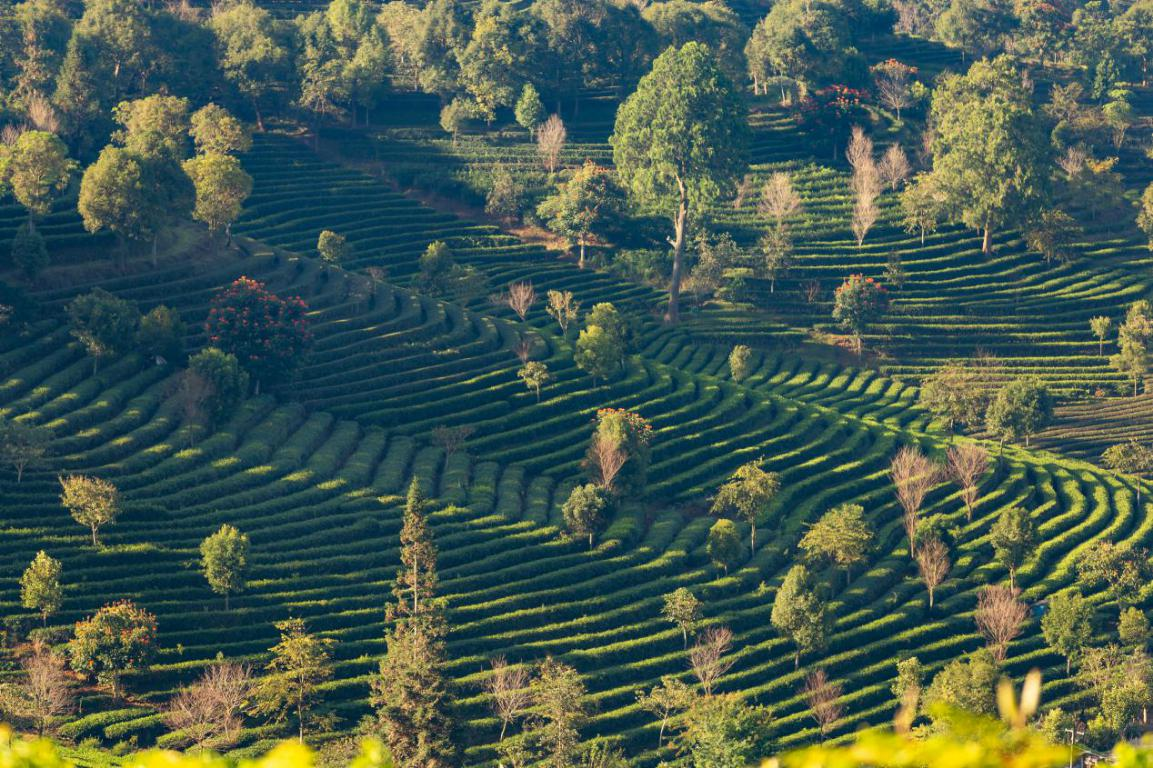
[928,585,934,609]
[749,521,756,554]
[981,225,992,255]
[500,719,508,742]
[588,532,594,550]
[665,181,688,324]
[579,235,586,270]
[794,649,800,669]
[91,525,99,547]
[252,97,265,131]
[682,627,688,649]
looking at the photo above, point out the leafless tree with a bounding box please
[758,172,803,231]
[915,536,950,610]
[879,145,911,190]
[846,126,874,173]
[891,446,943,554]
[873,63,915,120]
[733,173,755,210]
[974,584,1028,661]
[506,281,536,321]
[537,114,567,174]
[947,443,989,522]
[1,124,25,147]
[1058,146,1088,178]
[803,279,822,304]
[513,336,536,364]
[432,424,476,456]
[165,662,251,750]
[176,369,213,444]
[803,669,844,740]
[847,128,881,248]
[852,178,880,248]
[0,642,75,736]
[590,432,628,491]
[690,626,735,696]
[546,290,581,336]
[25,93,60,134]
[487,656,532,741]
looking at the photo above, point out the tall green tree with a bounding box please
[707,519,743,575]
[20,551,62,627]
[985,377,1054,450]
[989,506,1035,588]
[663,587,702,648]
[771,564,828,668]
[1,131,75,229]
[373,480,458,767]
[1041,592,1093,674]
[1103,440,1153,504]
[673,692,774,768]
[58,474,120,547]
[710,460,781,554]
[251,618,334,743]
[1112,300,1153,396]
[926,56,1049,254]
[200,524,250,611]
[209,0,290,129]
[562,483,610,550]
[536,161,624,269]
[799,503,874,585]
[66,288,139,369]
[611,42,749,323]
[183,153,253,247]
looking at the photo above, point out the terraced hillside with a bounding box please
[0,133,1148,766]
[334,69,1153,399]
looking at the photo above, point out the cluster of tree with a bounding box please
[920,358,1055,449]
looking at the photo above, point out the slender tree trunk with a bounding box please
[750,521,756,554]
[682,627,688,649]
[252,97,265,131]
[794,649,800,669]
[588,532,594,550]
[91,525,99,547]
[579,235,586,270]
[928,585,935,609]
[981,224,992,255]
[666,181,688,324]
[500,719,508,741]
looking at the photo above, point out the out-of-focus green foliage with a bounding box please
[0,726,395,768]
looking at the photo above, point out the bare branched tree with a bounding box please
[513,337,533,364]
[758,172,803,231]
[165,662,251,750]
[879,145,911,190]
[846,126,874,173]
[1058,146,1088,178]
[25,93,60,134]
[689,626,735,697]
[890,446,943,554]
[848,128,881,248]
[507,281,536,321]
[0,642,75,736]
[974,584,1028,661]
[915,536,950,610]
[803,669,844,740]
[546,290,581,336]
[487,656,532,741]
[947,443,989,522]
[432,424,476,456]
[873,64,915,120]
[733,173,755,210]
[537,114,567,174]
[590,432,628,491]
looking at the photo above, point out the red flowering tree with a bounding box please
[833,274,889,355]
[205,277,312,391]
[68,600,157,700]
[586,408,654,496]
[799,86,866,160]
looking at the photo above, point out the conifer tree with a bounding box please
[373,477,458,767]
